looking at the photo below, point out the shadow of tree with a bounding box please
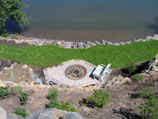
[113,108,141,119]
[4,19,28,34]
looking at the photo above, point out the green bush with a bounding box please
[13,107,27,118]
[132,74,144,81]
[128,63,137,74]
[19,91,29,105]
[56,101,77,112]
[47,89,77,112]
[86,88,110,108]
[11,86,22,93]
[139,88,158,119]
[47,89,59,108]
[0,87,9,99]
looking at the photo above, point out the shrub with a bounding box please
[19,91,29,105]
[0,87,9,99]
[139,88,158,119]
[132,74,144,81]
[85,88,110,108]
[14,107,27,118]
[128,63,137,74]
[47,89,59,108]
[11,86,22,93]
[57,101,77,112]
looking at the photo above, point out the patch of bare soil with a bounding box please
[0,58,157,119]
[0,79,158,119]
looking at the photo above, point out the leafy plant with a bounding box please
[0,87,9,99]
[128,63,137,74]
[47,89,77,112]
[85,88,110,108]
[13,107,27,118]
[132,74,144,81]
[139,88,158,119]
[11,86,22,93]
[19,91,29,105]
[47,89,59,108]
[57,101,77,112]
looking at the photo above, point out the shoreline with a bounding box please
[0,34,157,48]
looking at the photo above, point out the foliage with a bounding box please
[19,91,29,105]
[128,63,137,74]
[11,86,22,93]
[139,88,158,119]
[56,101,77,112]
[0,0,30,35]
[14,107,27,118]
[86,88,110,108]
[0,40,157,68]
[47,89,77,112]
[0,87,9,99]
[47,89,59,108]
[131,74,144,81]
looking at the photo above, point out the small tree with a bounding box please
[0,0,30,35]
[139,88,158,119]
[85,87,110,108]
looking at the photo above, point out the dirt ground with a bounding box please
[0,79,158,119]
[0,58,157,119]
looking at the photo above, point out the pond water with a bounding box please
[22,0,158,42]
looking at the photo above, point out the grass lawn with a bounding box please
[0,40,157,68]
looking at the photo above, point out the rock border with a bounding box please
[0,34,158,48]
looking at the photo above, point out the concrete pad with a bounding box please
[43,59,99,87]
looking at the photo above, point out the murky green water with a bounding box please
[22,0,158,42]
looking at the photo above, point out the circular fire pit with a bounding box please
[65,65,87,80]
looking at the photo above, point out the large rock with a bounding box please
[8,113,24,119]
[0,106,9,119]
[26,108,86,119]
[61,42,73,48]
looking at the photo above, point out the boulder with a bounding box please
[77,42,84,48]
[61,42,73,48]
[95,41,101,45]
[101,40,107,44]
[83,44,90,48]
[146,36,153,40]
[51,40,59,45]
[8,113,24,119]
[26,108,86,119]
[0,106,9,119]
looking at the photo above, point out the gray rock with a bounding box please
[106,41,113,45]
[101,40,107,44]
[77,42,84,48]
[95,41,101,44]
[146,36,153,40]
[125,41,132,44]
[31,40,44,46]
[0,36,4,40]
[72,43,78,49]
[113,43,120,45]
[61,42,73,48]
[0,106,9,119]
[26,108,86,119]
[154,34,158,38]
[85,41,91,45]
[8,113,24,119]
[51,40,59,45]
[149,71,155,75]
[83,44,91,48]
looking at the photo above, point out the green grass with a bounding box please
[0,40,157,68]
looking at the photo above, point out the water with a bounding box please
[22,0,158,42]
